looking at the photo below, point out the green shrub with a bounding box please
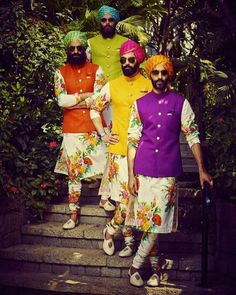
[0,2,67,219]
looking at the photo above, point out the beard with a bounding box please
[151,78,169,92]
[122,63,139,77]
[100,24,116,38]
[67,51,87,66]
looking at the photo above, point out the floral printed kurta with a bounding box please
[90,73,152,201]
[54,65,107,181]
[126,99,200,233]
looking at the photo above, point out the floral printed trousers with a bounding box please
[133,233,159,271]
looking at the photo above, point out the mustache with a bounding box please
[123,65,133,69]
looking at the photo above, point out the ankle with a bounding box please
[130,266,139,275]
[71,213,78,222]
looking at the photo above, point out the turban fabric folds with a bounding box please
[145,55,174,78]
[63,31,87,48]
[120,40,146,64]
[98,5,120,23]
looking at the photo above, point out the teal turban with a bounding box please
[98,5,120,23]
[63,31,87,48]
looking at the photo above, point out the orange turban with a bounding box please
[145,55,174,78]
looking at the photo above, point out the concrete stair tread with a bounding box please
[0,270,215,295]
[0,243,215,271]
[21,221,207,242]
[45,204,108,216]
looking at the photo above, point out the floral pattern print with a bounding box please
[54,132,107,181]
[126,176,176,233]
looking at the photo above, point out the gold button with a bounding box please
[79,79,82,82]
[79,89,83,93]
[158,112,162,116]
[78,70,81,73]
[157,124,161,128]
[155,149,159,153]
[157,136,160,140]
[106,64,110,68]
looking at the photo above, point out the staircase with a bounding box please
[0,139,221,294]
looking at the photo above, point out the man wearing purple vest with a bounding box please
[126,55,213,287]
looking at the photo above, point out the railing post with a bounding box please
[200,182,210,287]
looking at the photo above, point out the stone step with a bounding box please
[0,270,217,295]
[0,244,216,282]
[44,204,111,225]
[45,194,208,232]
[21,221,216,254]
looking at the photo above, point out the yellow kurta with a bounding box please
[90,72,152,155]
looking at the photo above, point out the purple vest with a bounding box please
[134,90,185,178]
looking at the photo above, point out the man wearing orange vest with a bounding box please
[89,40,152,257]
[54,31,107,230]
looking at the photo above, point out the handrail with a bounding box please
[200,182,211,287]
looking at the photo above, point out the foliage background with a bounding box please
[0,0,235,219]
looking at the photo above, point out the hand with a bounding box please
[128,174,139,196]
[101,132,119,144]
[199,170,213,189]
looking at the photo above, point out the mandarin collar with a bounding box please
[151,89,170,99]
[123,71,143,82]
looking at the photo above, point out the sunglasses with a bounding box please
[151,70,168,76]
[120,57,136,64]
[101,17,115,23]
[68,45,84,52]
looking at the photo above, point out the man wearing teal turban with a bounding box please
[86,5,129,215]
[87,5,128,82]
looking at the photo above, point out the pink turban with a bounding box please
[120,40,146,64]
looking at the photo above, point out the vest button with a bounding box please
[106,64,110,67]
[83,110,85,114]
[156,136,160,140]
[79,89,83,93]
[107,45,111,49]
[106,54,110,58]
[155,149,159,153]
[79,79,82,82]
[78,70,81,73]
[158,112,162,115]
[157,124,161,128]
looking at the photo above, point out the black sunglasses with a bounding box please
[120,57,136,64]
[101,17,115,23]
[68,45,84,52]
[151,70,168,76]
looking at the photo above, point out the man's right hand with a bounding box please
[101,132,119,144]
[128,174,139,196]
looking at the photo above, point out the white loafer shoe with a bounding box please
[62,219,78,230]
[128,268,144,287]
[99,200,115,211]
[118,245,134,257]
[103,228,115,255]
[146,273,160,287]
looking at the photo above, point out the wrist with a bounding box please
[75,93,81,104]
[99,130,106,137]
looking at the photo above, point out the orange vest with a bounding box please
[59,62,105,133]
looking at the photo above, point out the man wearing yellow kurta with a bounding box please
[89,40,152,258]
[87,5,128,212]
[54,31,107,230]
